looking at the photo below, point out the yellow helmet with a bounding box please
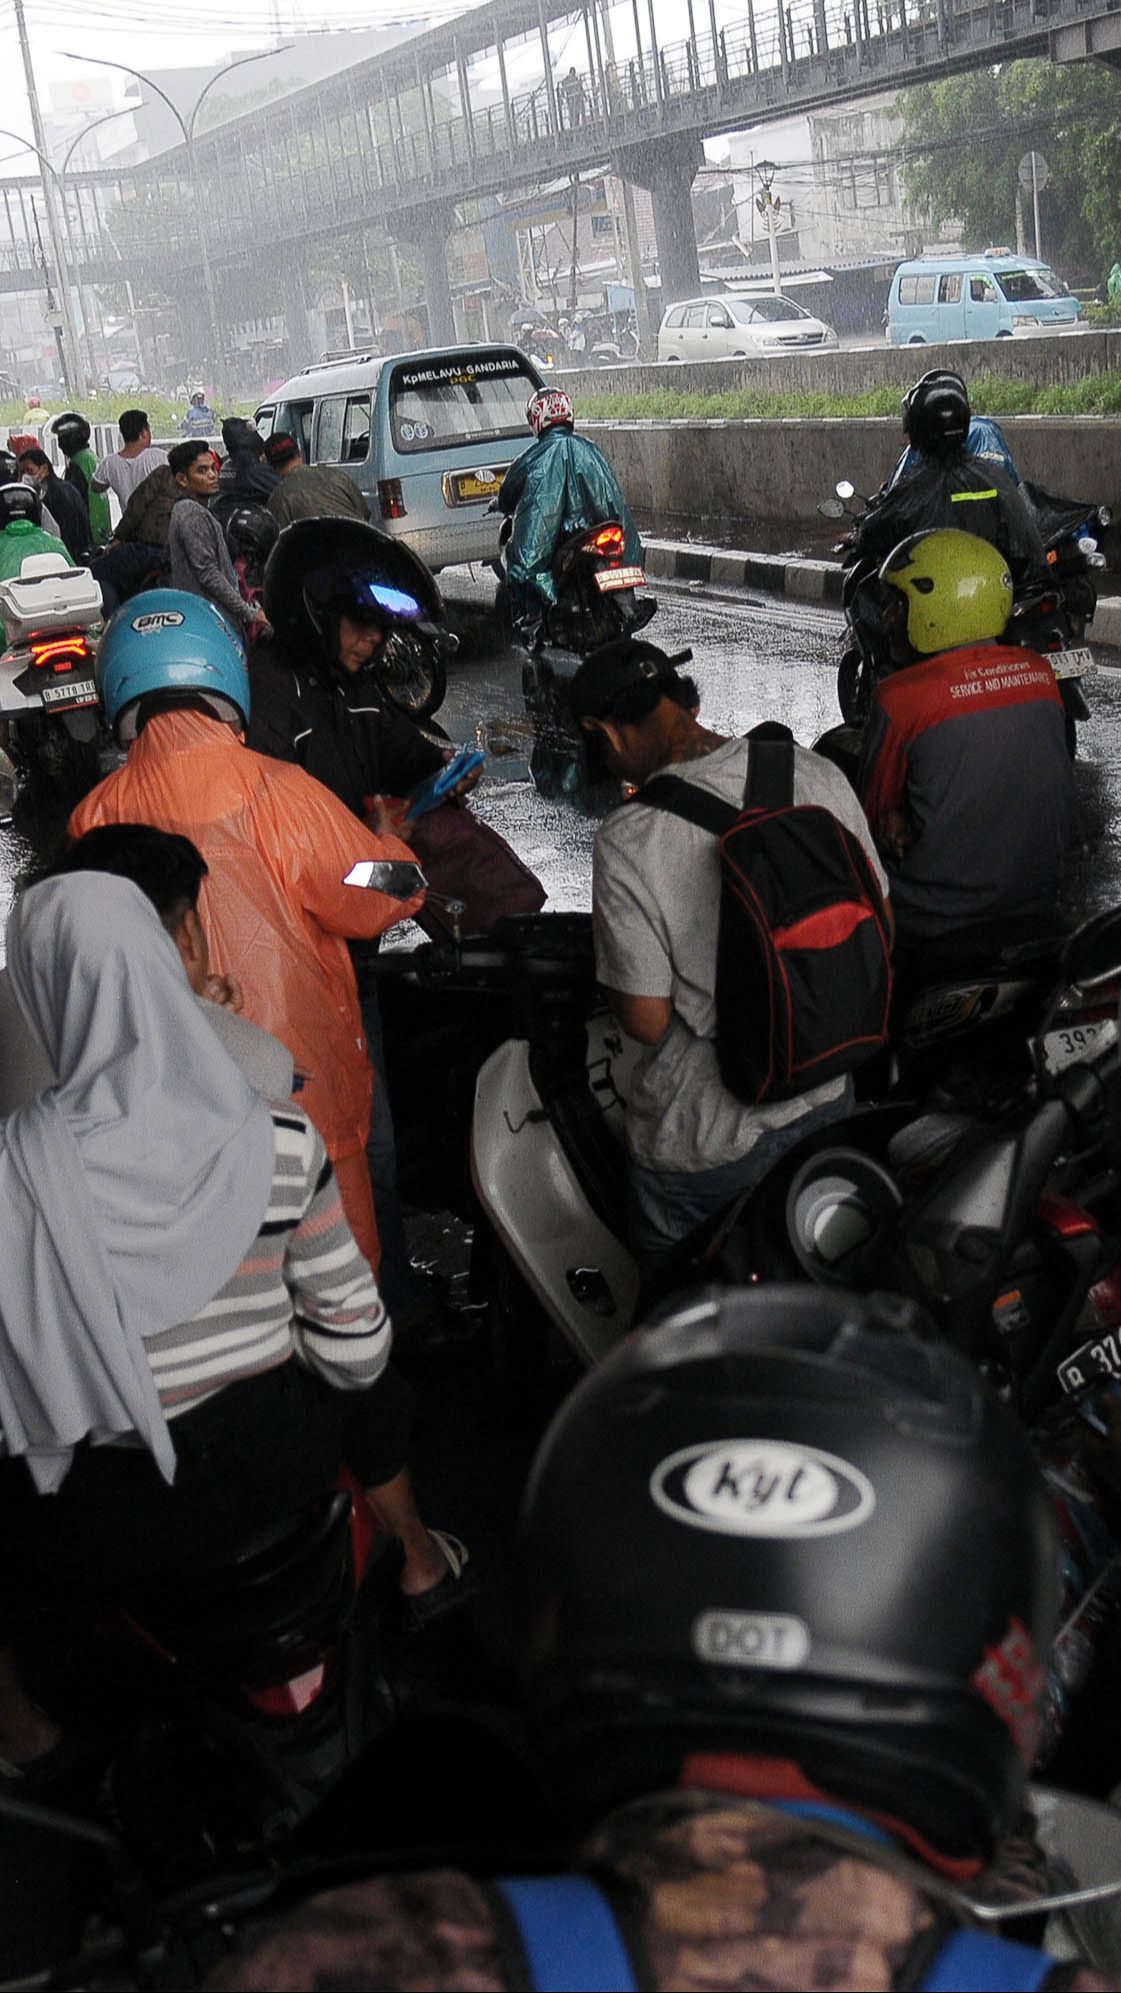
[879,529,1013,655]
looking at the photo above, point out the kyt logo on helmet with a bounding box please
[650,1439,876,1539]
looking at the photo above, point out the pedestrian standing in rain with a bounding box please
[559,66,587,127]
[167,440,271,641]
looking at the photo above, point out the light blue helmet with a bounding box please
[99,590,249,744]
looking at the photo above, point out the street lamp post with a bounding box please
[754,157,783,295]
[62,48,288,407]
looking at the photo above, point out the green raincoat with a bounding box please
[498,426,643,616]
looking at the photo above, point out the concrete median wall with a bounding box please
[560,330,1121,403]
[583,415,1121,532]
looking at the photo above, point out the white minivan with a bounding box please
[658,293,839,362]
[255,344,543,574]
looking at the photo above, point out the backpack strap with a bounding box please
[638,774,737,838]
[494,1874,639,1993]
[918,1928,1056,1992]
[746,721,796,813]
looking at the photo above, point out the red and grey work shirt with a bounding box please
[860,640,1076,943]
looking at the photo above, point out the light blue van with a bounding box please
[886,254,1082,345]
[255,344,543,574]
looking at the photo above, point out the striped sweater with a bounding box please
[149,1106,390,1416]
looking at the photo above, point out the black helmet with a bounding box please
[51,411,91,456]
[0,482,42,528]
[521,1286,1060,1863]
[902,370,971,457]
[220,415,263,460]
[263,518,446,667]
[224,502,278,565]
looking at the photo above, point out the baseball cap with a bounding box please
[569,639,694,725]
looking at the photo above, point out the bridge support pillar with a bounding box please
[391,202,457,347]
[616,136,703,308]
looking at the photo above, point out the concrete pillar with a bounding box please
[617,136,703,304]
[392,203,456,346]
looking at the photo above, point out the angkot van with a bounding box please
[886,254,1082,345]
[256,344,544,573]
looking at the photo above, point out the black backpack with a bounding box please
[641,723,892,1105]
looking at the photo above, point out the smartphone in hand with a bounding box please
[405,747,486,820]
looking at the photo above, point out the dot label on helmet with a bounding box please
[692,1611,811,1671]
[651,1441,875,1539]
[131,611,185,634]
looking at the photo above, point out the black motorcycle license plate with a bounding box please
[1059,1328,1121,1395]
[39,676,98,712]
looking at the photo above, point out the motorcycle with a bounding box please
[820,476,1106,755]
[498,508,656,656]
[0,550,106,794]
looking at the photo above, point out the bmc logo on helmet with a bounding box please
[131,611,185,634]
[650,1440,875,1539]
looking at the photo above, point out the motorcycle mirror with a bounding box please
[818,498,847,520]
[344,860,427,898]
[1061,906,1121,993]
[835,479,856,501]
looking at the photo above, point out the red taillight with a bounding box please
[378,478,407,520]
[246,1662,327,1718]
[31,635,93,674]
[588,523,625,557]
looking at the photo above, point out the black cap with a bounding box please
[569,639,693,724]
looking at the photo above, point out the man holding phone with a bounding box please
[247,519,481,1329]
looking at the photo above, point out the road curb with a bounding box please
[644,538,844,605]
[644,541,1121,648]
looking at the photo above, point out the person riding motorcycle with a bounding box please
[0,479,73,583]
[851,369,1046,589]
[860,527,1077,964]
[248,520,477,1328]
[497,388,644,636]
[68,591,424,1271]
[50,411,111,547]
[211,1284,1103,1993]
[885,369,1024,493]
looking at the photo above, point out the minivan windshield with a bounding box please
[994,266,1066,302]
[730,296,806,324]
[389,350,538,454]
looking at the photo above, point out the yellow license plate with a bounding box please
[449,467,508,504]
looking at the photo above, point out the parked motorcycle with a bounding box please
[820,476,1105,754]
[0,549,105,793]
[498,509,656,655]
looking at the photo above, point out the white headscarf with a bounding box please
[0,873,276,1492]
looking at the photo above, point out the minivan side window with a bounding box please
[938,274,962,303]
[254,405,276,441]
[664,305,686,328]
[898,275,936,306]
[342,394,372,463]
[276,401,314,459]
[970,275,996,302]
[707,304,733,328]
[684,305,707,329]
[315,398,347,464]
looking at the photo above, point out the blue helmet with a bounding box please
[99,590,249,743]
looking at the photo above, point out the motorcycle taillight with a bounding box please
[245,1661,327,1718]
[378,478,407,521]
[588,523,625,557]
[31,635,93,673]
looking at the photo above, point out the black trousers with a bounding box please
[0,1360,414,1630]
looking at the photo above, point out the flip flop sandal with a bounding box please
[403,1529,476,1631]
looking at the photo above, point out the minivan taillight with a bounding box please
[378,478,407,520]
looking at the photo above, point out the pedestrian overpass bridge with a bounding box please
[0,0,1116,347]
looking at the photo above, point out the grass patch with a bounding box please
[580,373,1121,421]
[0,394,256,436]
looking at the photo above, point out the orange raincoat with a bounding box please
[69,709,423,1268]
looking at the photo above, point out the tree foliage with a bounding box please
[896,60,1121,282]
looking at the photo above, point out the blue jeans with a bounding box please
[628,1082,855,1276]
